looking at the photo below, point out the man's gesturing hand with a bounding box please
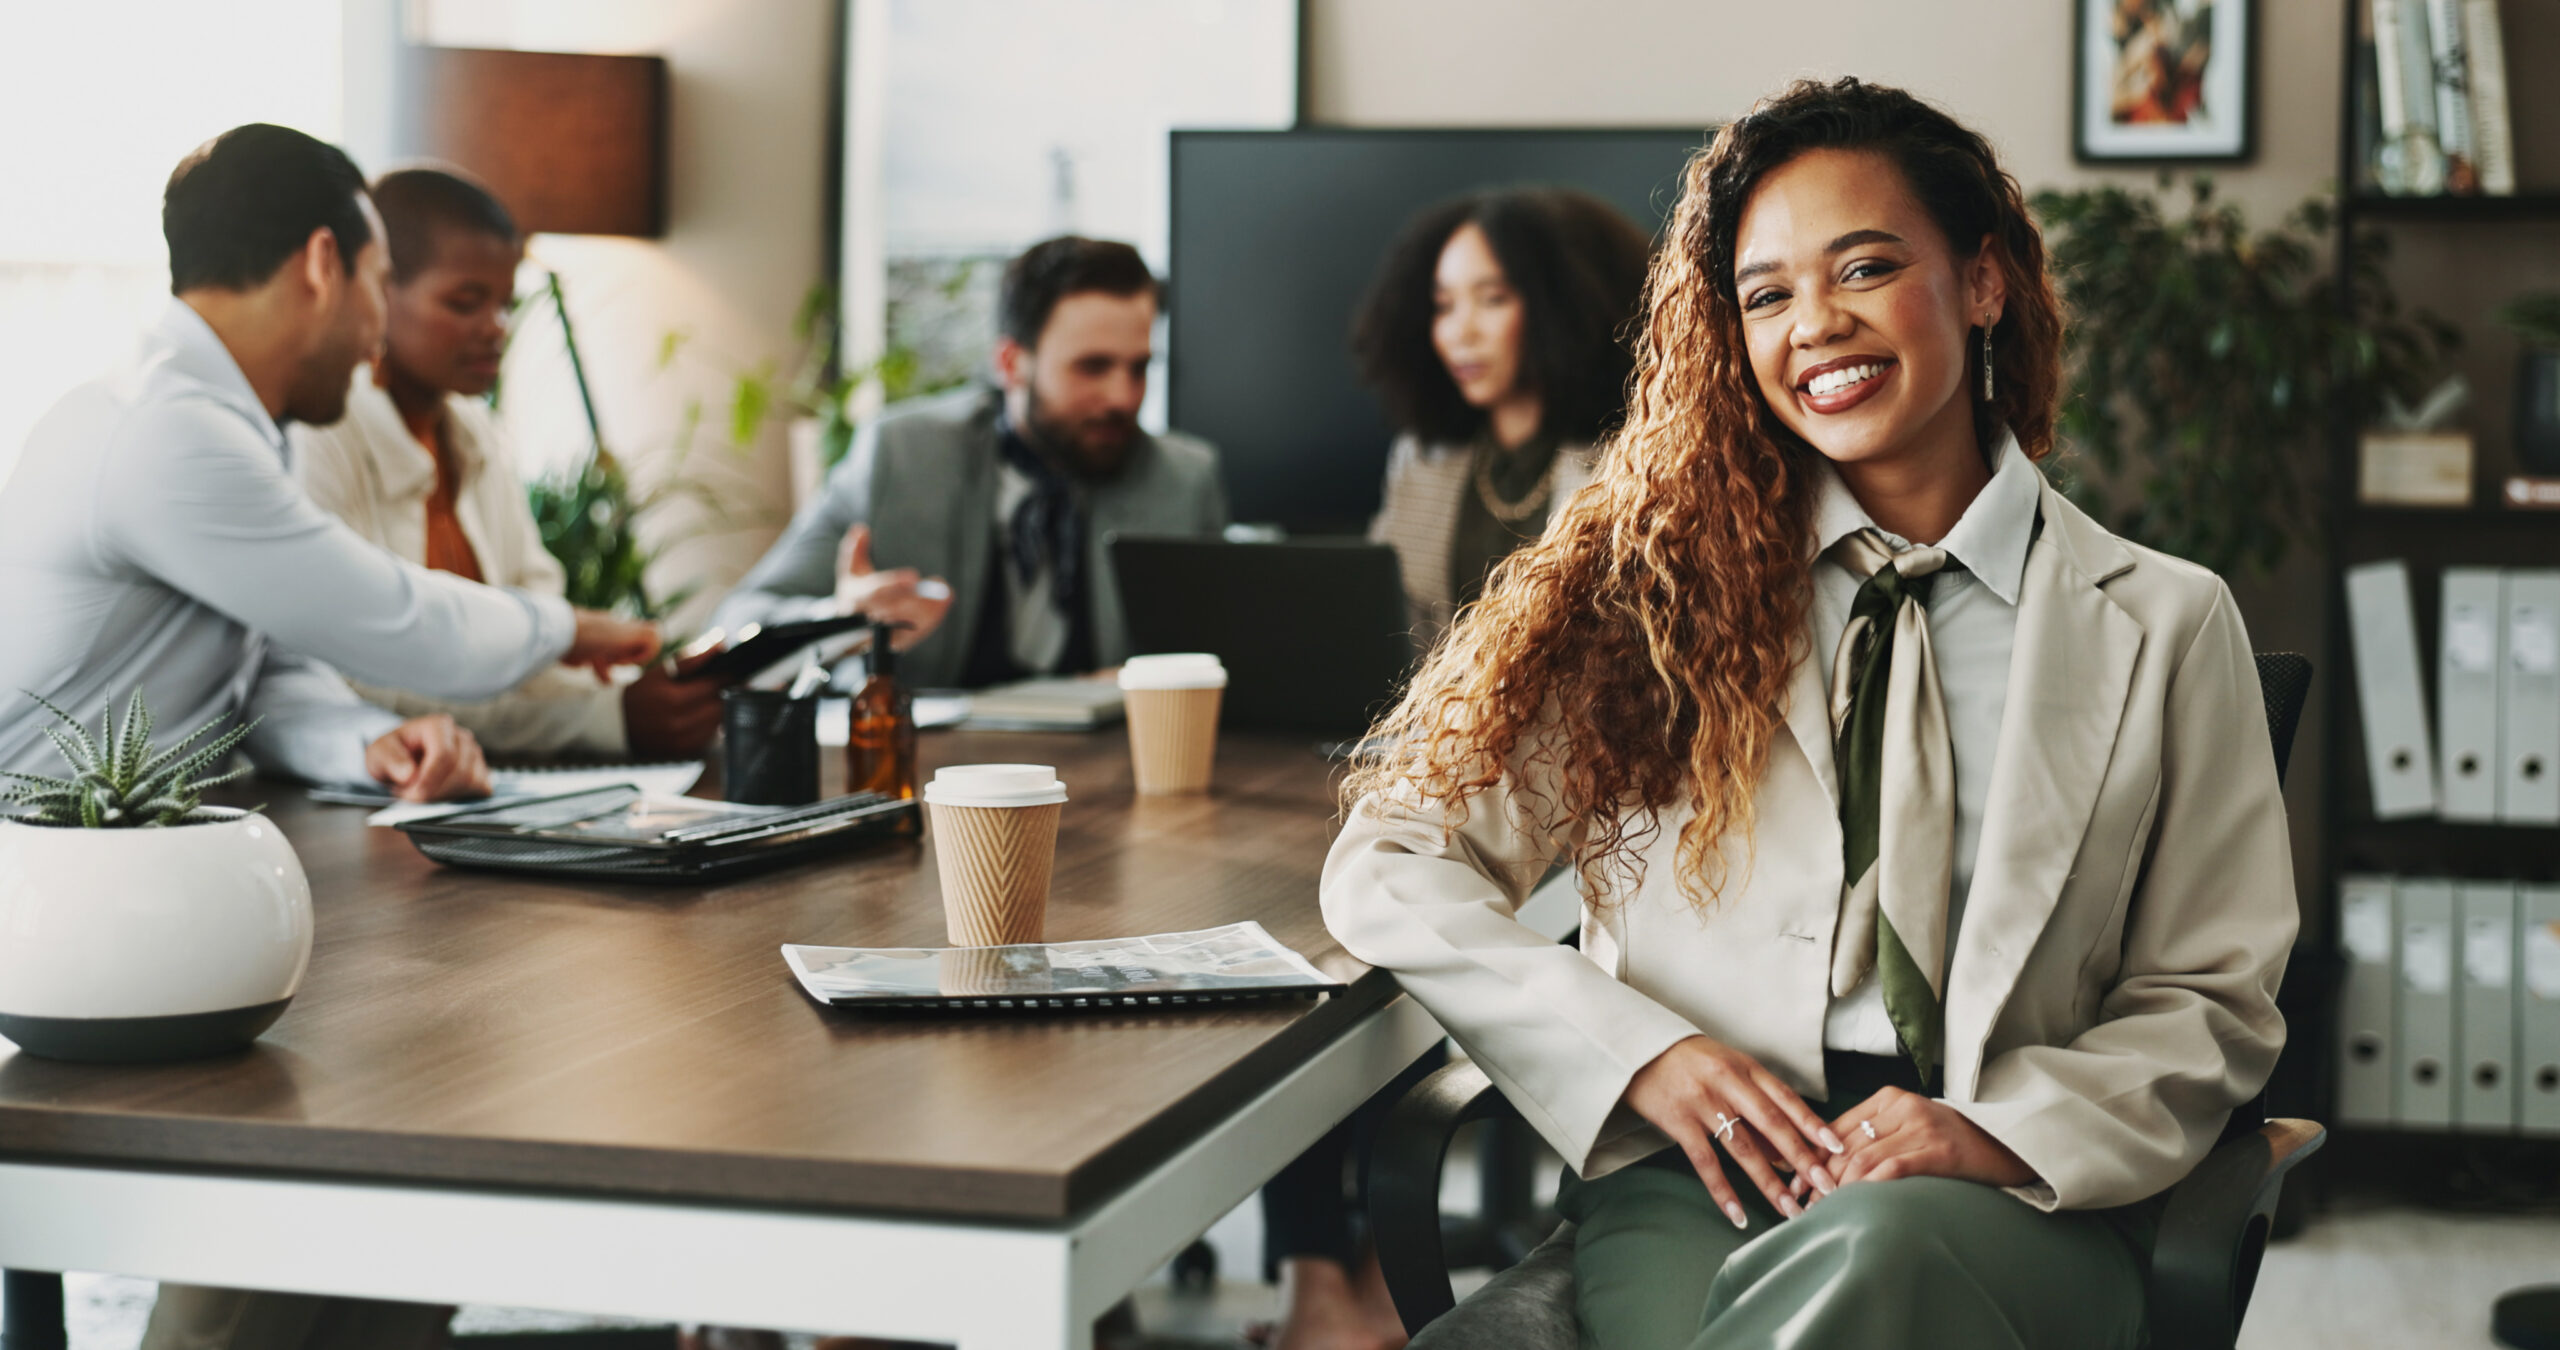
[1622,1035,1847,1228]
[833,525,953,649]
[364,715,490,803]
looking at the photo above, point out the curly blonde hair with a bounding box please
[1346,78,2065,907]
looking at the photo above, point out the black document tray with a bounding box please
[396,784,917,881]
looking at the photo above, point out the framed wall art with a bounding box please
[2074,0,2256,163]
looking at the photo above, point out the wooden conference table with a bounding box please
[0,729,1448,1349]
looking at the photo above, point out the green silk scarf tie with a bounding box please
[1826,528,1961,1080]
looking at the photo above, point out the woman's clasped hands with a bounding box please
[1622,1034,2036,1230]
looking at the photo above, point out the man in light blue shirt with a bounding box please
[0,124,658,803]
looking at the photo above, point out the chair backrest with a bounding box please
[2254,653,2312,791]
[2217,652,2311,1146]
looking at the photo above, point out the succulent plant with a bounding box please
[1,690,257,828]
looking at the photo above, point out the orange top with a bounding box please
[416,416,484,583]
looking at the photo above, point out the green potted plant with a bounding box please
[0,691,311,1062]
[724,281,974,504]
[514,270,749,621]
[2034,176,2458,574]
[2496,292,2560,475]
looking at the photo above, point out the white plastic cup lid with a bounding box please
[1118,653,1229,690]
[923,763,1068,808]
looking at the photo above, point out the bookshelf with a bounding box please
[2314,0,2560,1142]
[2343,190,2560,223]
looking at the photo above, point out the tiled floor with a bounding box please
[2241,1204,2560,1349]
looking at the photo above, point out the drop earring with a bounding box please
[1979,323,1996,401]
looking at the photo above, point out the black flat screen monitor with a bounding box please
[1168,127,1706,533]
[1111,535,1412,737]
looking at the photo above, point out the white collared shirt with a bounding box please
[1810,432,2042,1056]
[0,301,575,786]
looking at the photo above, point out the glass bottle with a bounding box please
[844,620,917,806]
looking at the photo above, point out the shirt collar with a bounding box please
[1809,428,2041,606]
[339,368,484,501]
[151,298,284,452]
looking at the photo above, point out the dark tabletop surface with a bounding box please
[0,728,1390,1222]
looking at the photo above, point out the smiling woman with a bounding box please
[1324,77,2295,1350]
[1733,155,2003,541]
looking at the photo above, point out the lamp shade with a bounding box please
[392,46,667,238]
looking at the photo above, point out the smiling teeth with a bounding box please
[1808,363,1883,397]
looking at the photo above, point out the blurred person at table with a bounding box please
[1248,188,1652,1350]
[294,167,724,760]
[1356,188,1652,649]
[0,123,658,829]
[711,235,1226,687]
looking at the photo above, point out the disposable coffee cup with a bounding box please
[1118,654,1227,795]
[924,764,1068,946]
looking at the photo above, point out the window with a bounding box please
[846,0,1297,423]
[0,1,347,484]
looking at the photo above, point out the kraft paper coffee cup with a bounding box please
[924,765,1067,946]
[1119,654,1227,795]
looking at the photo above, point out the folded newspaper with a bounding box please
[782,921,1344,1012]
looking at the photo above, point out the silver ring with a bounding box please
[1860,1119,1878,1141]
[1713,1112,1739,1141]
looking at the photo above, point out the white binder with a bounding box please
[2396,878,2458,1128]
[2500,570,2560,824]
[2347,561,2439,818]
[2521,885,2560,1135]
[2439,568,2505,821]
[2457,881,2518,1132]
[2336,874,2399,1128]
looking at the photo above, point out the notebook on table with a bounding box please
[782,922,1344,1014]
[953,676,1127,731]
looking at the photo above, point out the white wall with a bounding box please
[0,0,347,488]
[1305,0,2343,226]
[417,0,835,632]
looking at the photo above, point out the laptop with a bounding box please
[1110,535,1417,736]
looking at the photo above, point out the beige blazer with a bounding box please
[1367,435,1597,647]
[1322,475,2296,1212]
[293,374,628,756]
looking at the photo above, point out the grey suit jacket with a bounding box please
[714,386,1228,689]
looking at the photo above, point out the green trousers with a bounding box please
[1557,1055,2155,1350]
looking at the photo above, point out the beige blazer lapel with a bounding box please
[1943,483,2146,1095]
[1782,633,1841,807]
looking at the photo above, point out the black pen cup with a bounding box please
[721,688,821,806]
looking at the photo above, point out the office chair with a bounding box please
[1366,652,2323,1350]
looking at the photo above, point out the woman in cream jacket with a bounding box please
[1353,188,1651,650]
[1322,79,2294,1350]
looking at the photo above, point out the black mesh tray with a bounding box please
[398,788,918,882]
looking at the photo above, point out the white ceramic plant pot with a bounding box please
[0,807,313,1062]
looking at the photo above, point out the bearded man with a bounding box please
[711,235,1227,687]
